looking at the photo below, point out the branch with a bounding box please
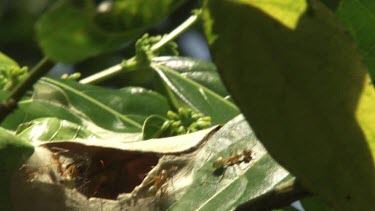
[0,57,55,123]
[235,180,312,211]
[79,11,201,85]
[150,10,201,52]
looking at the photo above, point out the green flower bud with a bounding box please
[178,108,190,120]
[167,111,179,120]
[171,120,181,128]
[61,73,69,79]
[61,72,81,80]
[196,120,211,129]
[161,120,171,132]
[177,126,186,134]
[171,126,179,134]
[191,113,203,120]
[200,116,211,122]
[189,122,198,130]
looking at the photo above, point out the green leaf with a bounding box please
[301,197,334,211]
[0,127,34,210]
[153,56,230,97]
[20,100,82,124]
[319,0,340,10]
[1,108,38,131]
[17,117,97,142]
[1,99,82,131]
[33,78,170,132]
[168,115,292,210]
[203,0,375,210]
[94,0,185,32]
[336,0,375,80]
[151,57,240,125]
[36,0,186,63]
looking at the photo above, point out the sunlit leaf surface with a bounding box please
[203,0,375,209]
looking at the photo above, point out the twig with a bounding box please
[0,57,55,123]
[235,180,312,211]
[150,11,201,52]
[78,58,136,85]
[79,11,201,85]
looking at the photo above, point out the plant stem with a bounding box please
[79,11,201,85]
[235,180,312,211]
[79,58,137,85]
[0,57,55,123]
[150,11,201,52]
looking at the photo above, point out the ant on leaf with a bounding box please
[212,149,254,176]
[144,166,178,197]
[201,145,257,185]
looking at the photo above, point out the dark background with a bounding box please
[0,0,210,87]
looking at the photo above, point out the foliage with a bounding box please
[142,108,211,140]
[0,52,28,91]
[336,0,375,79]
[36,0,186,63]
[0,127,34,210]
[1,0,375,210]
[203,0,375,210]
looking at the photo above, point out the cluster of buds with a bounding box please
[135,33,178,65]
[160,108,211,137]
[61,72,81,80]
[0,66,28,91]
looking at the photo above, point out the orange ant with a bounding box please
[51,152,79,188]
[212,149,254,176]
[145,166,178,197]
[148,169,169,195]
[18,147,80,185]
[50,147,78,180]
[50,148,92,191]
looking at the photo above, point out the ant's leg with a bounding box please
[228,146,239,156]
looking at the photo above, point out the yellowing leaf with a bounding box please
[239,0,307,29]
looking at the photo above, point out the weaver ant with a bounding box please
[212,148,255,177]
[144,166,178,197]
[50,149,92,190]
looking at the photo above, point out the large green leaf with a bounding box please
[33,78,170,132]
[36,0,186,63]
[17,117,97,142]
[151,57,240,125]
[0,127,34,210]
[19,100,82,124]
[1,107,38,131]
[1,100,82,131]
[168,115,292,210]
[319,0,340,10]
[153,56,230,97]
[93,0,185,32]
[203,0,375,210]
[336,0,375,79]
[301,197,334,211]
